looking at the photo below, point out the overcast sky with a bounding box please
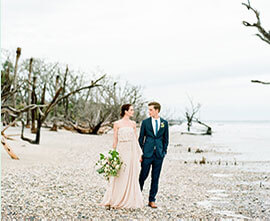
[2,0,270,120]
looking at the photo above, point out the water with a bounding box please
[208,121,270,162]
[171,121,270,162]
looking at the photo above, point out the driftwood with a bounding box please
[1,121,17,141]
[196,119,212,135]
[181,119,212,136]
[1,137,19,160]
[53,119,112,135]
[181,132,210,136]
[1,121,20,160]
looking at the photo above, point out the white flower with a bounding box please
[115,165,120,170]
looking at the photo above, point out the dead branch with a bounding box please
[242,0,270,45]
[1,120,18,140]
[1,104,47,117]
[195,119,212,135]
[1,137,19,160]
[251,80,270,85]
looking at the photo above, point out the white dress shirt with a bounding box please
[151,117,160,135]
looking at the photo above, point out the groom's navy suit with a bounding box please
[138,117,169,202]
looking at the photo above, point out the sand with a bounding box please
[1,126,270,219]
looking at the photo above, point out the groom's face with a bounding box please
[148,105,159,117]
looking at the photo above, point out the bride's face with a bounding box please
[125,106,134,117]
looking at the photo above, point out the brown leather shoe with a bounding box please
[148,201,158,208]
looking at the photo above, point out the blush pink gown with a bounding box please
[100,127,144,209]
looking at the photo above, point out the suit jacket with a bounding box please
[138,117,169,159]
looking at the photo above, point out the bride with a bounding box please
[100,104,144,209]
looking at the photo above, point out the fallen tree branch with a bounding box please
[1,137,19,160]
[1,104,47,116]
[195,119,212,135]
[251,80,270,85]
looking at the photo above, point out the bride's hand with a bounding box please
[139,156,143,162]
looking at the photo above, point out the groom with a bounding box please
[138,102,169,208]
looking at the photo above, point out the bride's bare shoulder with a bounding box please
[113,120,121,128]
[131,120,137,128]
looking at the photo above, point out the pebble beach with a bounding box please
[1,126,270,220]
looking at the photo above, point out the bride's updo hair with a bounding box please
[120,104,132,117]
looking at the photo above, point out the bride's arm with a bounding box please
[133,121,143,162]
[112,122,119,150]
[132,121,139,140]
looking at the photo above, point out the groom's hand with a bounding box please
[140,156,143,162]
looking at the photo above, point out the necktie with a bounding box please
[155,119,158,136]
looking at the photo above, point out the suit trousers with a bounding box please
[139,151,164,202]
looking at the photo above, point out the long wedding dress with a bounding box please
[100,127,144,208]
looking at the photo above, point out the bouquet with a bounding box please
[96,149,123,181]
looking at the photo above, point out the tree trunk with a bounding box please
[12,47,21,108]
[22,83,46,144]
[65,97,69,118]
[26,58,33,127]
[31,76,37,133]
[63,66,69,119]
[54,75,60,117]
[91,121,103,135]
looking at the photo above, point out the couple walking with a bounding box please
[100,102,169,209]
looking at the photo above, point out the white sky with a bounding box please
[2,0,270,120]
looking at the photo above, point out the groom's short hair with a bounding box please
[148,102,161,112]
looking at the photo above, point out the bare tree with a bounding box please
[71,76,147,134]
[20,75,106,144]
[184,97,201,132]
